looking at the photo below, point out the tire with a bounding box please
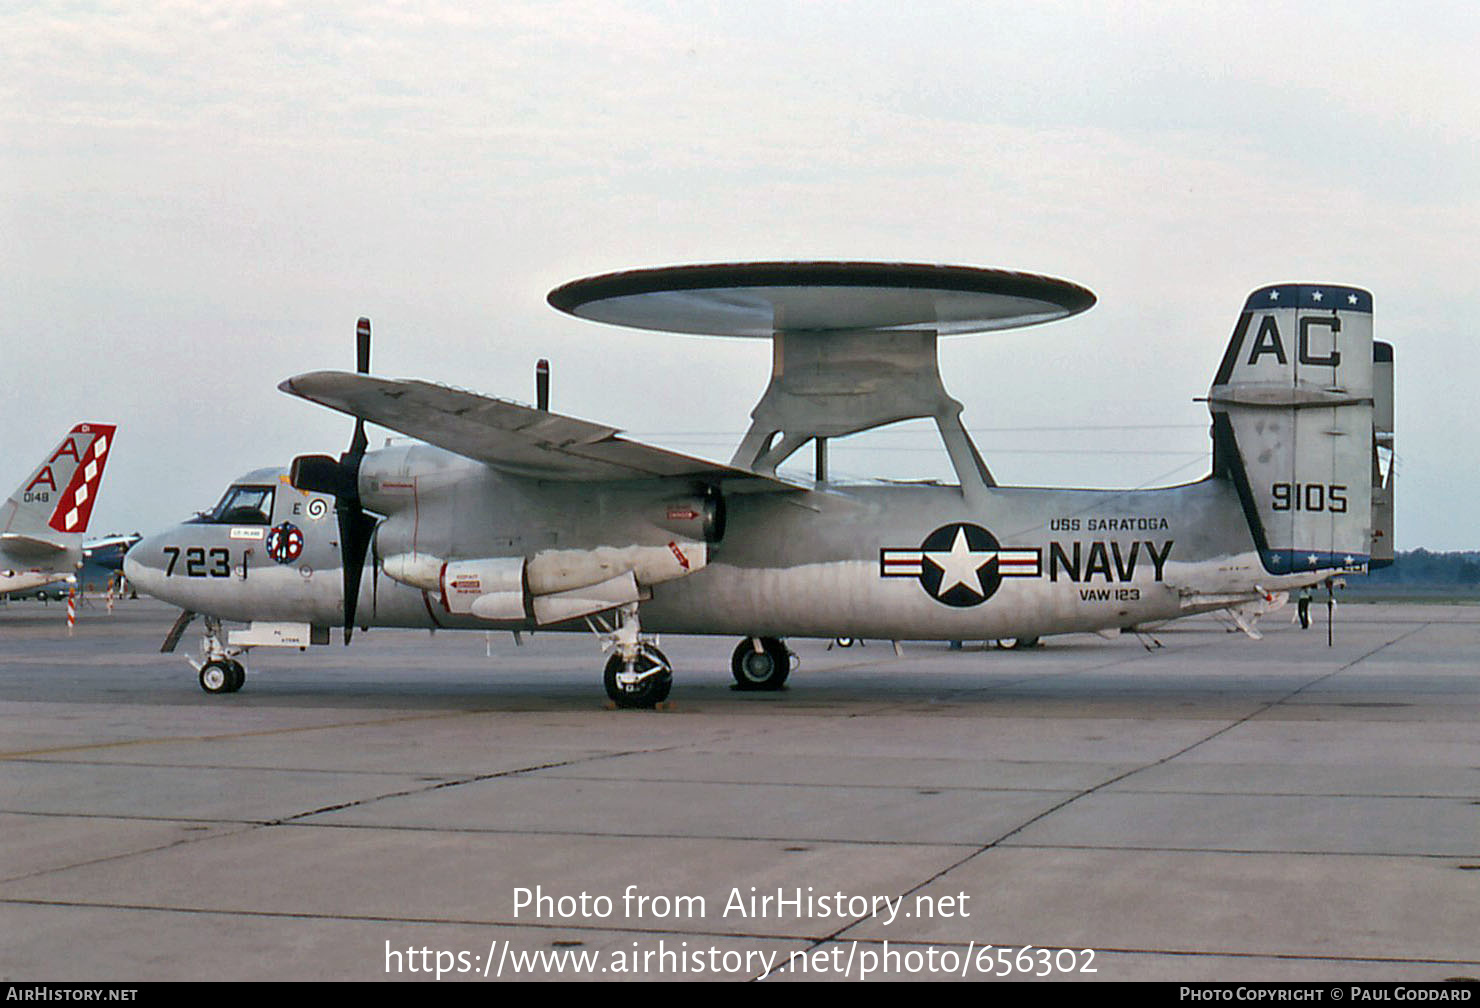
[651,673,672,704]
[731,637,790,691]
[998,636,1040,650]
[603,646,672,709]
[225,660,246,693]
[199,659,234,694]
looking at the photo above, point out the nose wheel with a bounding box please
[192,616,249,694]
[199,658,246,694]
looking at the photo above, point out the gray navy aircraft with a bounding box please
[124,263,1395,705]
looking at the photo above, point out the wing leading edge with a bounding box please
[279,371,802,493]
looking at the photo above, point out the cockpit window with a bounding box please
[203,485,275,525]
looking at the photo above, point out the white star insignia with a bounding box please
[1347,293,1358,305]
[1307,554,1319,565]
[924,527,995,598]
[1268,290,1280,301]
[1312,290,1323,302]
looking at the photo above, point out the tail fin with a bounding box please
[1370,341,1394,567]
[1209,286,1374,575]
[2,424,118,535]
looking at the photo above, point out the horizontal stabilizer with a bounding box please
[0,532,70,559]
[279,371,804,492]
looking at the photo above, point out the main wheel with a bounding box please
[603,645,673,709]
[199,659,235,694]
[731,637,791,691]
[998,636,1040,650]
[225,659,246,693]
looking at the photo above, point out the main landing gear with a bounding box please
[588,608,798,707]
[192,616,250,694]
[731,636,791,691]
[602,645,672,708]
[590,603,672,709]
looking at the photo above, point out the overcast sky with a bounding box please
[3,2,1475,549]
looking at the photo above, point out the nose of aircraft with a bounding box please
[123,531,174,601]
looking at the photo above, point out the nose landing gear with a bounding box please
[198,657,246,694]
[191,616,250,694]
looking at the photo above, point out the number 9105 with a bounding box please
[1272,482,1347,513]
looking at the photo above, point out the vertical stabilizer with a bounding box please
[2,424,118,536]
[1209,286,1373,575]
[1370,341,1394,567]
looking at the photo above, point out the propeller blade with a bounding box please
[348,420,368,461]
[356,318,371,374]
[349,318,371,458]
[338,504,377,644]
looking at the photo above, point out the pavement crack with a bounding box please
[756,620,1438,981]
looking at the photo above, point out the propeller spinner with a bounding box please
[288,317,379,644]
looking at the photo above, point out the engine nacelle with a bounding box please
[380,553,526,619]
[381,540,706,624]
[380,552,441,592]
[525,540,706,595]
[441,556,526,620]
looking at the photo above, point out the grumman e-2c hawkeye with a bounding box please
[124,263,1395,706]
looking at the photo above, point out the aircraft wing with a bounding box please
[279,371,805,492]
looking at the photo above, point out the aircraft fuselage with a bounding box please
[124,447,1300,643]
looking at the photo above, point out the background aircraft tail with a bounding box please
[1208,286,1377,576]
[2,423,117,536]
